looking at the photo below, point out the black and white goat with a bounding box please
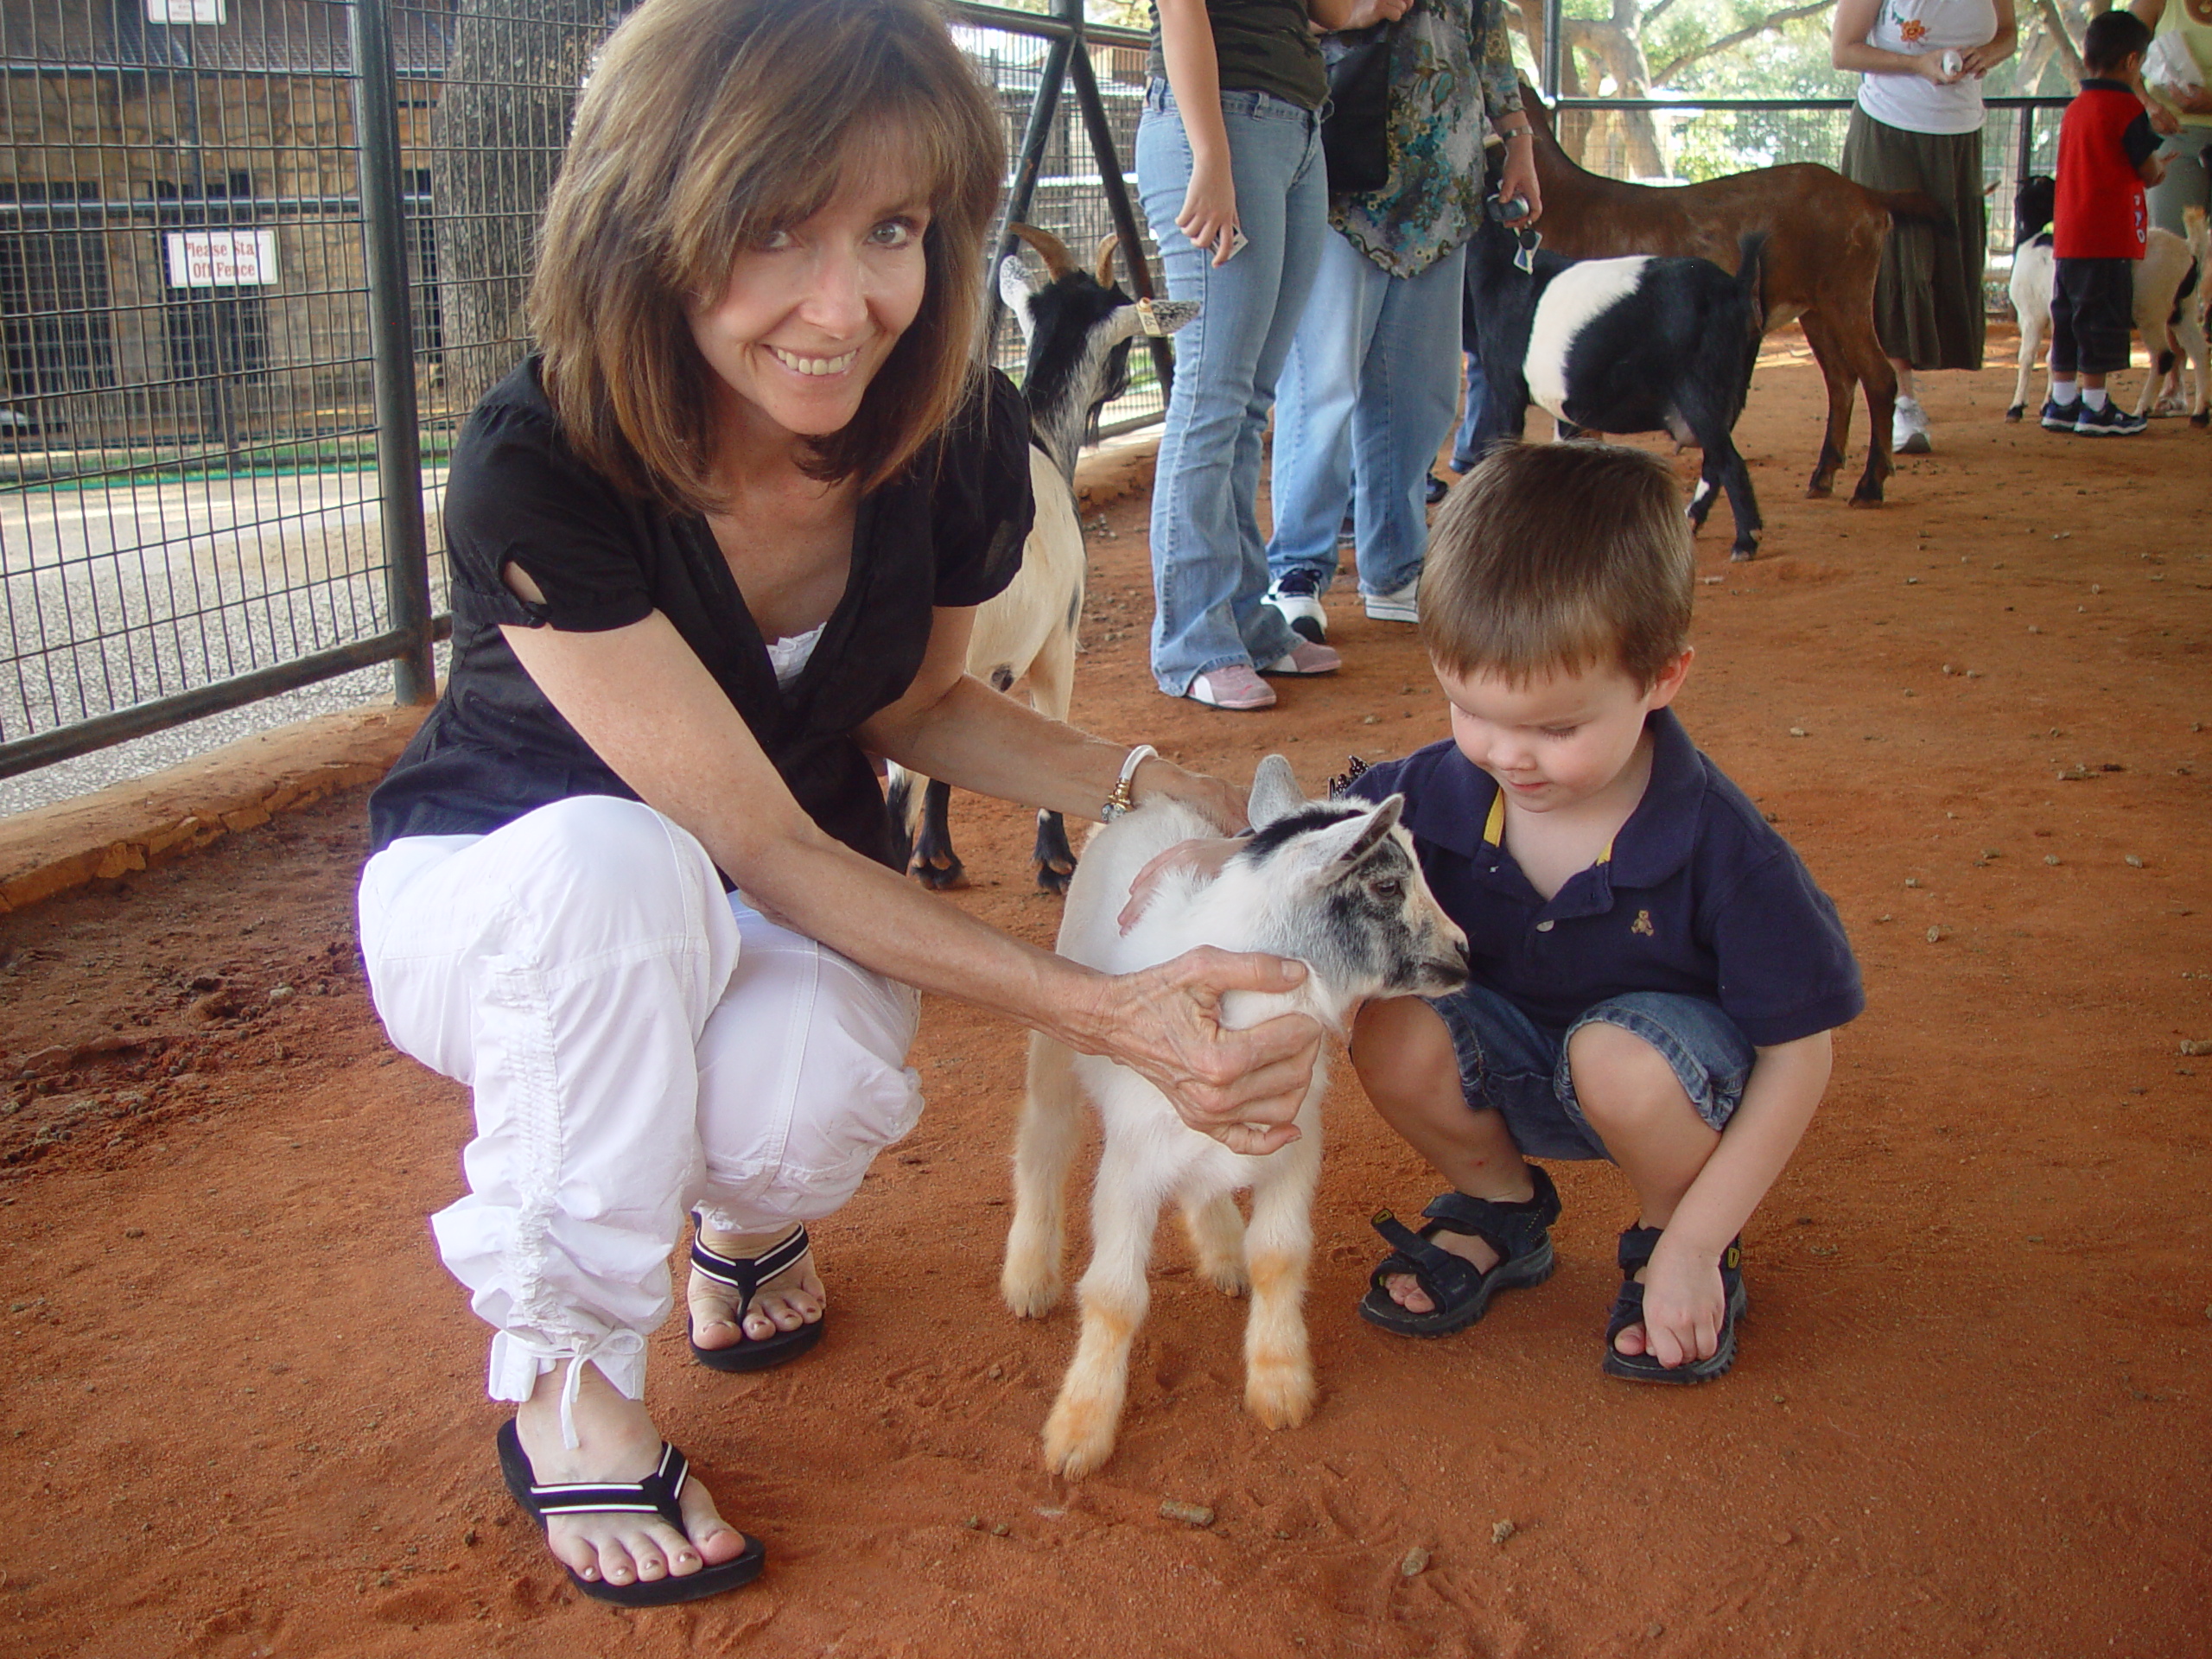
[1466,212,1770,560]
[887,225,1197,893]
[2004,175,2208,428]
[1001,756,1468,1478]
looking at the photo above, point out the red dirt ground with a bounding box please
[1,327,2207,1658]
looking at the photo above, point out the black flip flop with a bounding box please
[1357,1166,1561,1338]
[496,1419,765,1606]
[1601,1226,1747,1383]
[687,1217,826,1373]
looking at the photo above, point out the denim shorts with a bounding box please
[1427,985,1756,1161]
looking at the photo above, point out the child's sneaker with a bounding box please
[2074,401,2148,436]
[2039,395,2084,431]
[1891,394,1932,454]
[1262,569,1329,642]
[1363,575,1421,625]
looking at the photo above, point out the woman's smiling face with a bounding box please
[687,142,931,452]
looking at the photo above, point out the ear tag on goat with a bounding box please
[1135,297,1166,336]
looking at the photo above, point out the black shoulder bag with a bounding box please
[1320,23,1395,196]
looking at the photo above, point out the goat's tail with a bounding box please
[1734,232,1769,339]
[1872,189,1953,232]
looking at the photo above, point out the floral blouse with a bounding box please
[1329,0,1522,277]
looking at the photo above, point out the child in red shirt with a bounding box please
[2043,9,2169,435]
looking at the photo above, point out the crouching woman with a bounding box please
[356,0,1322,1606]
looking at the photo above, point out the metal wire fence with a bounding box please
[0,0,2072,807]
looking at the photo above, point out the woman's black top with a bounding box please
[367,358,1034,871]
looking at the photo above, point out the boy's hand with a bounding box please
[1618,1235,1729,1370]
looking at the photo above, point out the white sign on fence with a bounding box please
[164,229,277,289]
[147,0,226,22]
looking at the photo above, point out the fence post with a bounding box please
[1541,0,1562,101]
[1066,42,1175,401]
[348,0,437,707]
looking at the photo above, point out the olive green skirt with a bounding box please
[1840,106,1988,372]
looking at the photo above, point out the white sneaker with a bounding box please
[1892,396,1931,454]
[1363,575,1420,624]
[1262,570,1329,643]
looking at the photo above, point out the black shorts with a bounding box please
[2050,257,2134,376]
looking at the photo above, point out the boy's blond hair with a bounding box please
[1420,442,1694,690]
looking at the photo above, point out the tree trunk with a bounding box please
[430,0,623,414]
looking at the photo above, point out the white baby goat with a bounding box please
[1001,756,1469,1478]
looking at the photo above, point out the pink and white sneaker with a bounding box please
[1262,640,1343,676]
[1185,664,1277,710]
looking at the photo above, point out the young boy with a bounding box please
[2041,9,2169,437]
[1341,442,1862,1382]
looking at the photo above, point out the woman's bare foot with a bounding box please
[687,1223,825,1355]
[512,1362,751,1589]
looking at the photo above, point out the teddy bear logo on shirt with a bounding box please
[1631,909,1655,938]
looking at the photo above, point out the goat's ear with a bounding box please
[999,256,1040,340]
[1247,753,1306,829]
[1307,795,1406,874]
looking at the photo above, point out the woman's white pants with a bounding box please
[356,797,922,1414]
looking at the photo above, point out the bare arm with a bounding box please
[1154,0,1240,264]
[859,604,1244,831]
[498,608,1320,1148]
[1959,0,2017,76]
[1636,1029,1834,1369]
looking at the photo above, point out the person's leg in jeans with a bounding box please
[1451,348,1494,471]
[1347,242,1465,611]
[1138,83,1328,696]
[1267,231,1389,594]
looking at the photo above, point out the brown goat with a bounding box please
[1519,91,1939,505]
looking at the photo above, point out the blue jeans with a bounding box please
[1138,80,1325,693]
[1267,235,1465,599]
[1427,984,1757,1162]
[1451,350,1495,471]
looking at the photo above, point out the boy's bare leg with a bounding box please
[1351,996,1535,1313]
[1564,1020,1721,1358]
[512,1360,752,1588]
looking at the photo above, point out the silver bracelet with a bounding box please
[1101,743,1158,821]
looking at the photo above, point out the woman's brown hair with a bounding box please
[1419,442,1694,690]
[529,0,1005,512]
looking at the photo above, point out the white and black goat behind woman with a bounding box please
[887,226,1196,893]
[1465,181,1770,560]
[1001,757,1469,1478]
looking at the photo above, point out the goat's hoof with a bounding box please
[1034,860,1076,896]
[1001,1268,1062,1319]
[913,856,969,891]
[1803,480,1835,500]
[2005,405,2024,423]
[1847,492,1884,510]
[1041,1399,1116,1479]
[2192,411,2209,429]
[1245,1361,1316,1431]
[1729,547,1758,563]
[1200,1259,1250,1299]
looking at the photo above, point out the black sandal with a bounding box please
[1602,1225,1747,1383]
[496,1419,766,1605]
[1357,1166,1561,1337]
[687,1217,826,1373]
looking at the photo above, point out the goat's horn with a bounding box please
[1008,222,1075,277]
[1094,234,1120,289]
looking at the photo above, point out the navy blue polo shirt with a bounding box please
[1345,709,1863,1046]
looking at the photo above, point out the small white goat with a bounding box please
[1001,757,1469,1478]
[2005,176,2209,427]
[887,226,1197,893]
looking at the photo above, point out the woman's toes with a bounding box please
[678,1478,748,1567]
